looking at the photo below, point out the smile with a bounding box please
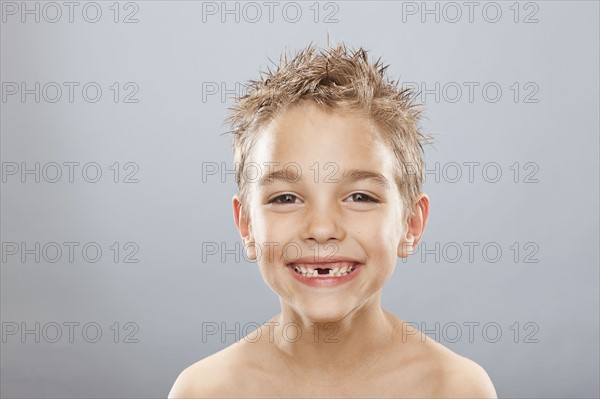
[290,262,358,278]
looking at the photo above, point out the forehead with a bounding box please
[249,102,396,176]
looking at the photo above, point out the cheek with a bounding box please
[254,214,292,244]
[366,209,398,234]
[251,213,297,266]
[360,213,403,261]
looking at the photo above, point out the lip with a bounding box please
[286,259,363,287]
[287,256,362,264]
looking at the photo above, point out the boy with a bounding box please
[169,42,497,398]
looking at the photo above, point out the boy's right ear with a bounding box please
[232,195,256,260]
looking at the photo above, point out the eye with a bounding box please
[268,193,301,205]
[346,192,380,203]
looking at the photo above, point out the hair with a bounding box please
[226,41,432,223]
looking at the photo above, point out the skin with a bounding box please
[169,101,497,398]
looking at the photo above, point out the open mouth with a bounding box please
[288,262,358,278]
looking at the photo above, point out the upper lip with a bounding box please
[288,256,362,265]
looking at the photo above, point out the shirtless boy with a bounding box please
[169,42,497,398]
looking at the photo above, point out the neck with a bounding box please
[269,293,397,378]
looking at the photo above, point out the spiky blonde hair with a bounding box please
[226,42,432,223]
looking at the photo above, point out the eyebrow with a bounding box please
[341,169,391,189]
[258,167,391,190]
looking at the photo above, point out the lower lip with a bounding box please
[287,263,363,287]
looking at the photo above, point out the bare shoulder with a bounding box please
[168,343,244,398]
[388,317,497,398]
[428,341,498,398]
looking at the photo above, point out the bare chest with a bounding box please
[226,362,441,398]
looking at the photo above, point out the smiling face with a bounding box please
[233,101,423,323]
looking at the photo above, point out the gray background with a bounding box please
[1,1,598,397]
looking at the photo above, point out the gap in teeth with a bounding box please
[292,263,356,277]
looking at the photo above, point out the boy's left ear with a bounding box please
[398,193,430,258]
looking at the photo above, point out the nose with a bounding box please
[300,201,345,244]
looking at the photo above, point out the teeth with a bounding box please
[292,263,357,278]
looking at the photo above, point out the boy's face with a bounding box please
[233,101,427,323]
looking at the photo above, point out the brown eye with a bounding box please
[268,194,301,205]
[347,193,379,203]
